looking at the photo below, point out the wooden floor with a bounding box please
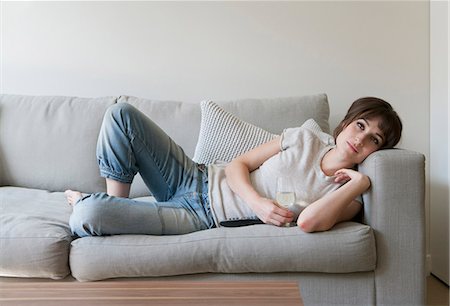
[428,274,449,306]
[0,281,303,306]
[1,275,447,306]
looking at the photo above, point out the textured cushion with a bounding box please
[193,94,330,165]
[301,118,336,145]
[0,94,116,193]
[193,100,329,164]
[193,100,277,164]
[69,222,375,281]
[0,187,73,279]
[302,118,323,135]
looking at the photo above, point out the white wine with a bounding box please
[276,192,295,208]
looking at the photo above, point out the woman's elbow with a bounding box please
[296,215,334,233]
[297,219,315,233]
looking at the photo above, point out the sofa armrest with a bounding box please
[358,149,426,305]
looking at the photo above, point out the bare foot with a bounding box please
[65,190,83,206]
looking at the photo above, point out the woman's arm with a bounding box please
[225,136,294,226]
[296,168,370,233]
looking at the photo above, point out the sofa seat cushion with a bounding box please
[0,187,73,279]
[70,221,376,281]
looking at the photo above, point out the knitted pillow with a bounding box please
[193,100,276,164]
[193,100,326,165]
[301,118,334,145]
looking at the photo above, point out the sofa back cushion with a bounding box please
[118,96,201,158]
[0,95,116,193]
[0,94,329,195]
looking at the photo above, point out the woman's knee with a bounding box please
[105,103,138,123]
[102,103,145,137]
[69,193,108,237]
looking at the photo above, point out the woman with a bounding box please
[66,97,402,236]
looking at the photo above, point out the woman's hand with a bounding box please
[250,197,294,226]
[296,168,369,233]
[334,168,371,190]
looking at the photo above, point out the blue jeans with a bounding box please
[69,103,215,237]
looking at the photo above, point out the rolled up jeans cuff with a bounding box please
[99,167,134,184]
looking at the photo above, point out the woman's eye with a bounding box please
[357,122,364,130]
[372,137,379,145]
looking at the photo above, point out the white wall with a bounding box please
[1,0,431,254]
[1,2,429,151]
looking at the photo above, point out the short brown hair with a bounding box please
[333,97,402,149]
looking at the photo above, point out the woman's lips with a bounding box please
[347,141,358,153]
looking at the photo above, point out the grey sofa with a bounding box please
[0,94,425,305]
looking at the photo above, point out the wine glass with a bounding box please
[276,177,296,227]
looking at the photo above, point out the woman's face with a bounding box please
[335,117,384,165]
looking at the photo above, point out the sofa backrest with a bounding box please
[0,93,329,196]
[119,94,330,160]
[0,95,116,193]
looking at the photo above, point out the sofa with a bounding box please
[0,93,426,305]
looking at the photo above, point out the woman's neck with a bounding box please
[320,148,355,176]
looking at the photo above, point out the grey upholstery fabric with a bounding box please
[0,94,116,193]
[359,149,426,306]
[117,96,201,158]
[0,187,73,279]
[215,94,330,134]
[70,222,375,281]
